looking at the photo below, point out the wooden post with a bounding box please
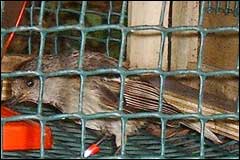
[127,1,169,70]
[171,1,199,70]
[171,1,238,102]
[201,1,239,102]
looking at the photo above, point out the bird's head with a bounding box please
[8,55,62,107]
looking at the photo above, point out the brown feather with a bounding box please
[11,50,222,146]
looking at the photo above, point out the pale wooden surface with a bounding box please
[171,1,199,70]
[127,1,169,70]
[188,62,238,102]
[177,3,239,102]
[170,1,238,102]
[146,76,238,141]
[201,5,239,100]
[164,88,239,141]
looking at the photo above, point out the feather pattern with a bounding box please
[11,50,222,147]
[99,77,222,144]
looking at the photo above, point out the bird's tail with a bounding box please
[180,120,222,144]
[110,78,223,144]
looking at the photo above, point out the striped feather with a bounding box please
[105,78,222,144]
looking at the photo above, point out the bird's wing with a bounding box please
[98,77,181,114]
[61,51,222,144]
[125,79,181,114]
[102,78,222,144]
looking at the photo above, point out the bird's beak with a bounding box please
[1,94,26,106]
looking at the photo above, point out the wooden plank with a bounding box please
[144,76,238,141]
[164,79,239,141]
[178,2,239,101]
[201,2,239,100]
[171,1,199,70]
[187,62,238,102]
[171,1,238,102]
[127,1,169,70]
[203,1,238,70]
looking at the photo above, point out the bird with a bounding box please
[8,50,222,150]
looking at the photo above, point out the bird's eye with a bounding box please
[26,79,34,87]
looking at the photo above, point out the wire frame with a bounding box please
[1,1,239,159]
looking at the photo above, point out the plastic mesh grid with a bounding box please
[1,1,239,159]
[2,104,239,159]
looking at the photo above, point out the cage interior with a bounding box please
[1,1,239,159]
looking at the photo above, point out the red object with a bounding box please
[84,144,100,158]
[2,106,53,151]
[2,1,28,56]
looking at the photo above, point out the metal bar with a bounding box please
[106,1,113,56]
[1,1,239,158]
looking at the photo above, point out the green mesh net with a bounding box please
[1,1,239,159]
